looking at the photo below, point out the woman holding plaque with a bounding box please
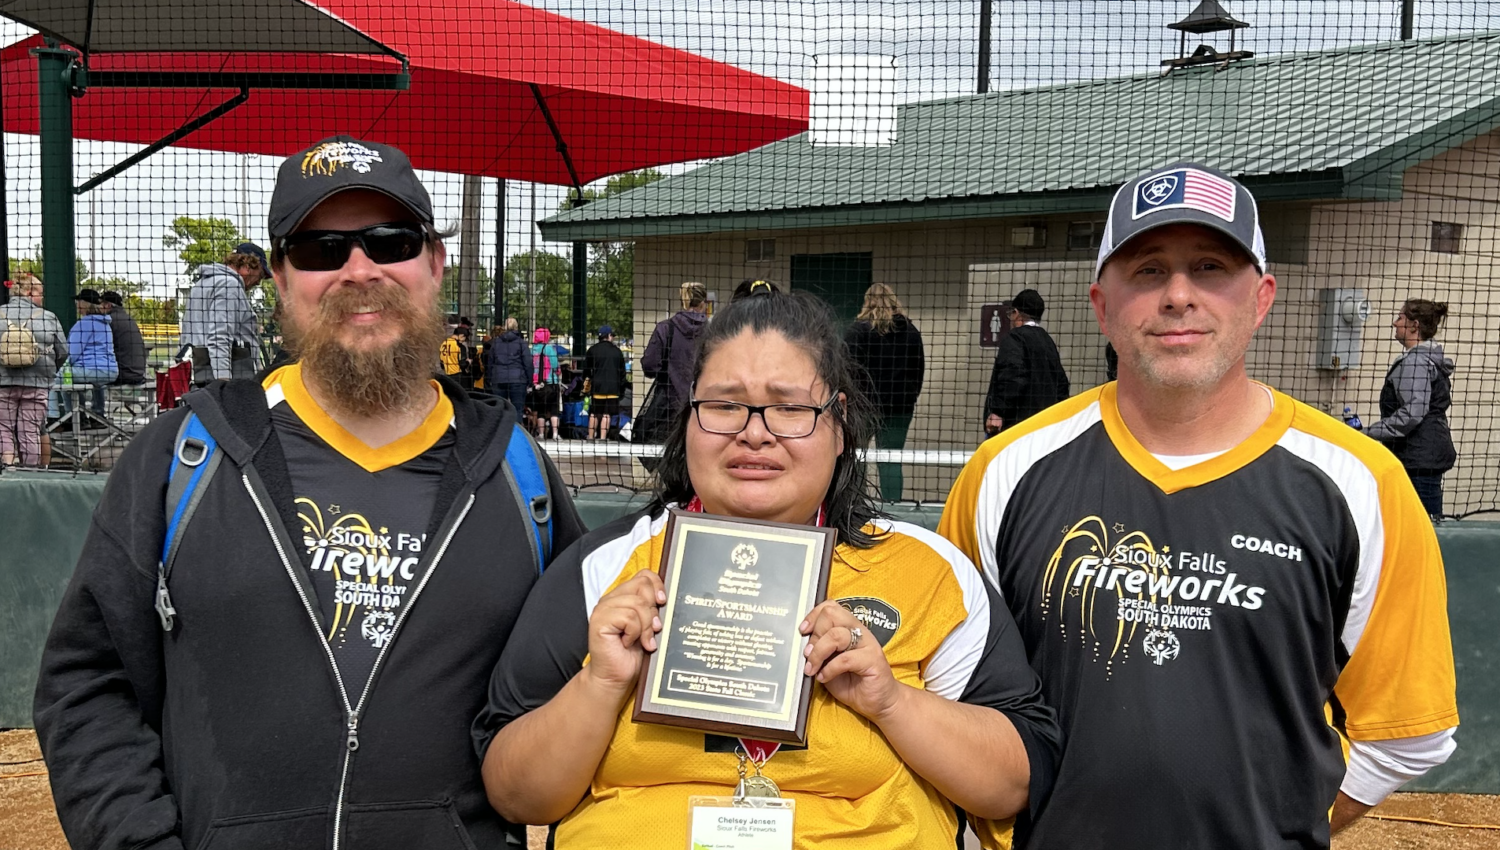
[476,289,1059,848]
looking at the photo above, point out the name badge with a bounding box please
[687,796,795,850]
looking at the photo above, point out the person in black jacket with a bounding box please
[584,325,627,440]
[33,136,584,850]
[983,289,1070,436]
[99,291,149,386]
[485,316,533,417]
[845,283,925,500]
[1360,298,1457,519]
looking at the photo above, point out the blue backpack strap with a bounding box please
[503,424,553,574]
[156,412,222,631]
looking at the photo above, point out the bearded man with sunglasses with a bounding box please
[35,136,584,850]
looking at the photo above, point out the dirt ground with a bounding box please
[3,729,1497,849]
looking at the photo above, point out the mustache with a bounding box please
[316,284,414,320]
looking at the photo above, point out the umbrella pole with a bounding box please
[0,59,9,302]
[34,47,77,328]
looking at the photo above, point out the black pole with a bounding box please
[978,0,992,94]
[494,179,506,323]
[1400,0,1415,40]
[571,239,587,366]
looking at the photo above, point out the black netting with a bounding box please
[1,1,1494,517]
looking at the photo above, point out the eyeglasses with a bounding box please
[278,223,428,272]
[691,395,838,439]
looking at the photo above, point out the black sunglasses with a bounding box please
[278,223,429,272]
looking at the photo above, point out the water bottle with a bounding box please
[1342,406,1362,429]
[61,362,73,386]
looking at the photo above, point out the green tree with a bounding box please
[558,169,665,341]
[500,250,572,338]
[9,243,90,286]
[162,216,244,278]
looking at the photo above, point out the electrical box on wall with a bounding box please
[1313,288,1372,370]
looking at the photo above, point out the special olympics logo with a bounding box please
[1143,628,1181,666]
[1140,175,1178,206]
[361,610,396,648]
[730,543,759,571]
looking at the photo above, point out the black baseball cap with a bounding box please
[1095,161,1266,278]
[268,136,434,240]
[100,290,124,306]
[74,288,102,304]
[1010,289,1045,321]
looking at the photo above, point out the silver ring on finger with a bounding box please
[846,626,863,652]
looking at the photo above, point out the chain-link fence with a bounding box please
[1,1,1496,516]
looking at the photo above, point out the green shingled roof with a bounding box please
[541,32,1500,242]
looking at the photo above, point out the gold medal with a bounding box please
[734,745,783,800]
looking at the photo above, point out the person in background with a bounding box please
[1360,299,1457,519]
[52,288,117,419]
[584,324,627,440]
[486,317,531,416]
[472,328,489,391]
[440,325,474,390]
[180,242,266,386]
[531,327,562,439]
[99,291,148,387]
[641,281,709,412]
[0,273,67,467]
[477,288,1059,849]
[845,282,925,501]
[983,288,1069,436]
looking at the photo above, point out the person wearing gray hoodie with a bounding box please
[1361,298,1457,518]
[0,274,67,466]
[179,245,266,385]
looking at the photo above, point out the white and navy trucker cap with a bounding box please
[1095,161,1267,279]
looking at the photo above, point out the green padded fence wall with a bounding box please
[1,472,1494,793]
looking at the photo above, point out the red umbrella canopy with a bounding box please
[0,0,808,184]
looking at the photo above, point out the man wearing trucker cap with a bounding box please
[35,136,581,850]
[941,162,1457,848]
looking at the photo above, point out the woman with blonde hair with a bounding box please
[845,283,925,500]
[0,274,68,467]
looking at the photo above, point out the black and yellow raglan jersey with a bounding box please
[939,383,1458,850]
[475,508,1062,849]
[264,364,454,690]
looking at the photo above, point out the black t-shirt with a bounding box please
[267,366,454,691]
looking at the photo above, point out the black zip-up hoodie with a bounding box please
[33,376,583,850]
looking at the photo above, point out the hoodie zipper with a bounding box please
[245,473,476,850]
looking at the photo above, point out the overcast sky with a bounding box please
[3,1,1498,294]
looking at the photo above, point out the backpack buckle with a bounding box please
[529,494,551,524]
[176,437,208,467]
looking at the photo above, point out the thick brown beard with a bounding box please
[282,284,447,418]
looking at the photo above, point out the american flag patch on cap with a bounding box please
[1132,168,1238,222]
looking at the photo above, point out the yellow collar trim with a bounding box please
[1100,382,1293,494]
[262,363,452,473]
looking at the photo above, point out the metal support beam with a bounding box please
[81,70,410,91]
[978,0,992,94]
[75,88,249,196]
[35,47,77,327]
[1400,0,1415,40]
[571,239,587,362]
[529,83,584,201]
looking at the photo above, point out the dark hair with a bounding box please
[649,289,886,549]
[1402,299,1449,341]
[731,279,780,303]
